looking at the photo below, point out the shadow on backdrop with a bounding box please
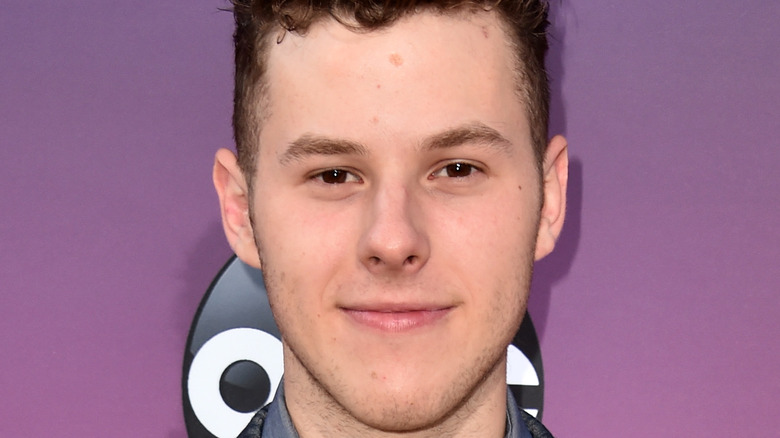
[527,0,582,341]
[530,158,583,341]
[178,221,232,338]
[548,0,571,137]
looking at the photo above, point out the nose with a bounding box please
[358,184,430,275]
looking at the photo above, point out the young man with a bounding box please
[213,0,567,436]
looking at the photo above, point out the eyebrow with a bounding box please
[279,135,368,165]
[419,122,512,154]
[279,122,512,165]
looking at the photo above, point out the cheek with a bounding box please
[253,194,357,297]
[431,190,537,309]
[435,189,539,256]
[257,190,344,249]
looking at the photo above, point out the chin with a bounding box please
[341,356,503,433]
[345,390,456,433]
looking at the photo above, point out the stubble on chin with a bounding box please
[281,325,512,437]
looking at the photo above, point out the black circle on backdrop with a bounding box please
[183,256,545,438]
[220,360,272,413]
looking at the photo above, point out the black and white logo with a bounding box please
[183,256,545,438]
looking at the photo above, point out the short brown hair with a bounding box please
[230,0,550,185]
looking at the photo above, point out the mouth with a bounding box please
[340,306,453,332]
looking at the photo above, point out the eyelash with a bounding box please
[429,162,483,179]
[310,168,362,185]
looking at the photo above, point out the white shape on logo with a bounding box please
[523,408,539,417]
[188,328,284,438]
[506,344,540,418]
[506,344,539,386]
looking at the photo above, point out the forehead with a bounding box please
[260,11,528,153]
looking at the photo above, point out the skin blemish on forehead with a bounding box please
[370,116,379,124]
[481,26,490,39]
[388,52,403,66]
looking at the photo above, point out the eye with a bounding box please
[431,162,482,179]
[313,168,362,184]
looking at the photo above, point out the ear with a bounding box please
[534,135,569,261]
[213,148,262,268]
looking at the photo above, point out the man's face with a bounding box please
[221,10,565,432]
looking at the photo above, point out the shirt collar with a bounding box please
[261,382,300,438]
[505,388,533,438]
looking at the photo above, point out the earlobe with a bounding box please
[213,148,262,268]
[535,135,569,261]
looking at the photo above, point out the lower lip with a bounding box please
[342,308,451,332]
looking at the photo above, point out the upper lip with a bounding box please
[339,302,455,312]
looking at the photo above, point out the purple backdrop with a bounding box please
[1,0,777,436]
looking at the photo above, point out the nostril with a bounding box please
[404,255,417,265]
[369,256,381,265]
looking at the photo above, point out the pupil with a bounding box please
[446,163,470,178]
[323,169,346,184]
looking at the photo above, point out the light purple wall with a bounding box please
[1,0,777,436]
